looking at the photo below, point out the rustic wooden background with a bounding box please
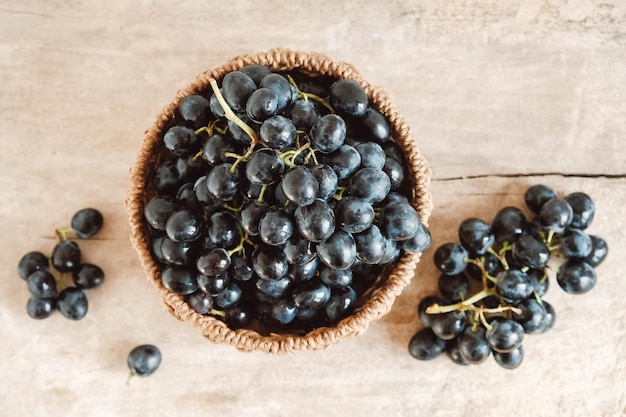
[1,1,625,416]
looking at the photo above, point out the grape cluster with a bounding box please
[409,184,608,369]
[18,208,105,320]
[144,65,431,334]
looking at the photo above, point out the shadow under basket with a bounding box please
[126,48,433,354]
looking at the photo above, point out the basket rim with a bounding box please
[126,47,433,354]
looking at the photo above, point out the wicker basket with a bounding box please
[126,48,432,353]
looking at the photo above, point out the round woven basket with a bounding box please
[126,48,432,353]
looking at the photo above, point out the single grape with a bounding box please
[402,222,432,254]
[165,208,202,243]
[187,291,214,315]
[317,230,357,270]
[160,237,196,266]
[560,229,593,259]
[355,142,386,170]
[430,310,467,341]
[495,269,533,304]
[457,326,492,364]
[539,198,573,233]
[246,87,279,123]
[283,232,316,266]
[512,298,547,334]
[292,279,331,310]
[197,273,230,296]
[152,160,182,195]
[267,299,297,324]
[285,99,320,130]
[252,245,289,281]
[72,263,105,290]
[350,167,392,205]
[408,327,447,361]
[214,282,242,308]
[240,200,269,236]
[260,115,296,150]
[294,198,335,243]
[202,133,235,166]
[281,166,319,207]
[26,296,56,319]
[319,264,352,288]
[51,240,81,273]
[56,287,88,320]
[433,243,468,275]
[71,208,104,239]
[288,255,319,282]
[225,303,253,329]
[239,64,272,85]
[18,251,49,281]
[417,295,447,328]
[259,206,294,246]
[493,346,524,369]
[485,317,524,353]
[526,268,550,298]
[458,218,494,256]
[310,164,338,201]
[584,235,608,267]
[564,192,595,230]
[206,163,241,202]
[539,300,556,333]
[318,144,361,179]
[353,224,386,264]
[259,73,297,112]
[207,211,239,248]
[358,107,390,143]
[144,196,179,231]
[379,201,420,241]
[127,344,162,378]
[556,259,596,294]
[163,125,199,157]
[209,90,225,118]
[221,71,257,113]
[325,286,357,322]
[229,254,253,282]
[328,79,368,117]
[382,157,405,191]
[255,275,293,299]
[175,155,207,185]
[437,273,469,303]
[524,184,557,214]
[27,269,57,298]
[334,197,374,234]
[179,94,211,129]
[310,114,347,154]
[196,248,231,276]
[445,337,470,366]
[379,237,401,265]
[492,206,527,243]
[161,265,198,295]
[511,234,550,269]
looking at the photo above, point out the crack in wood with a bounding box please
[433,172,626,181]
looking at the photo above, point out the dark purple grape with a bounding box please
[353,224,386,264]
[255,275,293,299]
[71,208,104,239]
[431,310,467,341]
[433,243,468,275]
[240,200,269,236]
[260,73,297,112]
[26,296,56,320]
[57,287,88,320]
[288,256,319,282]
[539,198,573,233]
[512,298,547,334]
[526,268,550,298]
[584,235,608,267]
[524,184,557,214]
[222,71,257,113]
[379,237,401,265]
[281,166,319,207]
[437,273,469,303]
[240,64,271,85]
[144,196,179,231]
[202,133,235,166]
[492,206,528,243]
[325,286,357,322]
[175,156,207,184]
[152,160,182,196]
[350,167,391,205]
[317,230,356,270]
[187,291,214,314]
[335,197,374,234]
[252,245,289,281]
[310,114,346,154]
[283,232,316,265]
[310,164,338,201]
[163,125,199,157]
[229,254,253,282]
[359,107,390,143]
[225,302,253,329]
[286,99,320,130]
[27,270,57,298]
[207,211,239,248]
[539,300,556,333]
[259,207,294,246]
[457,326,491,364]
[445,337,470,366]
[408,327,447,361]
[458,218,494,256]
[260,115,297,150]
[209,90,225,118]
[556,259,596,294]
[246,148,285,186]
[329,79,368,117]
[511,234,550,268]
[382,157,405,191]
[206,163,241,202]
[165,208,202,243]
[215,282,242,308]
[379,201,420,241]
[160,237,196,266]
[560,229,593,259]
[267,299,297,324]
[402,222,432,254]
[193,176,220,210]
[161,265,198,295]
[292,279,331,310]
[417,295,447,327]
[196,248,231,276]
[18,251,49,281]
[564,192,595,230]
[495,269,533,304]
[51,240,81,273]
[246,87,278,123]
[485,318,524,353]
[127,344,161,377]
[493,346,524,369]
[319,264,352,288]
[294,198,335,243]
[197,273,229,296]
[355,142,385,170]
[179,94,211,129]
[318,144,361,179]
[72,263,104,290]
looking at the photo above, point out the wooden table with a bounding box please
[2,1,625,416]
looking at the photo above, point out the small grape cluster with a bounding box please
[17,208,105,320]
[408,184,608,369]
[144,65,431,334]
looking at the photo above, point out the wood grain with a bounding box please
[1,1,624,416]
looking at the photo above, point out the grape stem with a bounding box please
[55,227,74,242]
[286,74,334,113]
[426,288,495,314]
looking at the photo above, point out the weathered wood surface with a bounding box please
[1,1,625,416]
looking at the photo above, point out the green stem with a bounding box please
[425,288,496,314]
[209,78,259,145]
[55,227,73,242]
